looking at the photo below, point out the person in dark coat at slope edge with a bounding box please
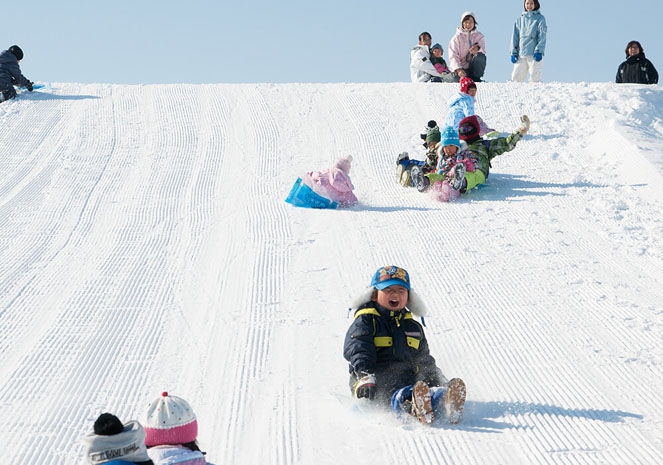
[0,45,34,103]
[616,40,658,84]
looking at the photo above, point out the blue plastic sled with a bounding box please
[285,177,338,209]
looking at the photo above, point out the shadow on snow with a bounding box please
[459,399,643,433]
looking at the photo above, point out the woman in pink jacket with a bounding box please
[448,11,487,82]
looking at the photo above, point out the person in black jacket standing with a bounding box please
[343,265,466,424]
[616,41,658,84]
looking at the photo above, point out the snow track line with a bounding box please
[0,85,166,463]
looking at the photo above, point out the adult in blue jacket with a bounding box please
[0,45,33,103]
[510,0,547,82]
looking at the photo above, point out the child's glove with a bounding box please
[510,54,518,64]
[354,371,377,400]
[26,81,34,92]
[533,52,543,62]
[518,115,530,136]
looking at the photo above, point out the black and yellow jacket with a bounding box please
[343,301,444,404]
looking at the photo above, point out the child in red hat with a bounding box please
[443,77,494,136]
[450,114,530,195]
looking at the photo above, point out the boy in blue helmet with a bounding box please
[343,265,466,424]
[0,45,34,103]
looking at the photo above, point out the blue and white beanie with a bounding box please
[441,126,460,149]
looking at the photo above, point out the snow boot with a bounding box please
[410,166,430,192]
[397,165,411,187]
[396,151,410,166]
[450,163,466,191]
[445,378,466,424]
[411,381,434,425]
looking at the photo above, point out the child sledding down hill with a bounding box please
[426,126,479,202]
[443,77,494,136]
[396,121,442,190]
[285,155,358,208]
[343,265,466,425]
[432,114,530,201]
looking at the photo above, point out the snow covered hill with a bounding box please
[1,82,662,465]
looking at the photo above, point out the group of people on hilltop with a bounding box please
[410,1,658,85]
[411,3,547,84]
[410,12,488,84]
[83,392,209,465]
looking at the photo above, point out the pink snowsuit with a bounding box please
[302,156,358,207]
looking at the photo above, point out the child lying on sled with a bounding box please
[286,155,358,209]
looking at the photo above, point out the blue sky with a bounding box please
[6,0,662,84]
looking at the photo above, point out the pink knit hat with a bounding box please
[143,392,198,447]
[334,155,353,174]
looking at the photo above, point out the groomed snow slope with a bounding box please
[1,82,662,465]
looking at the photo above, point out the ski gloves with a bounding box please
[511,53,542,63]
[355,371,377,400]
[518,115,530,136]
[11,77,33,91]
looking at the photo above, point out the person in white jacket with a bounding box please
[410,32,448,83]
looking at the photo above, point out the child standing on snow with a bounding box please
[449,114,530,195]
[83,413,154,465]
[510,0,547,83]
[143,392,208,465]
[343,265,466,425]
[443,77,494,136]
[0,45,34,103]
